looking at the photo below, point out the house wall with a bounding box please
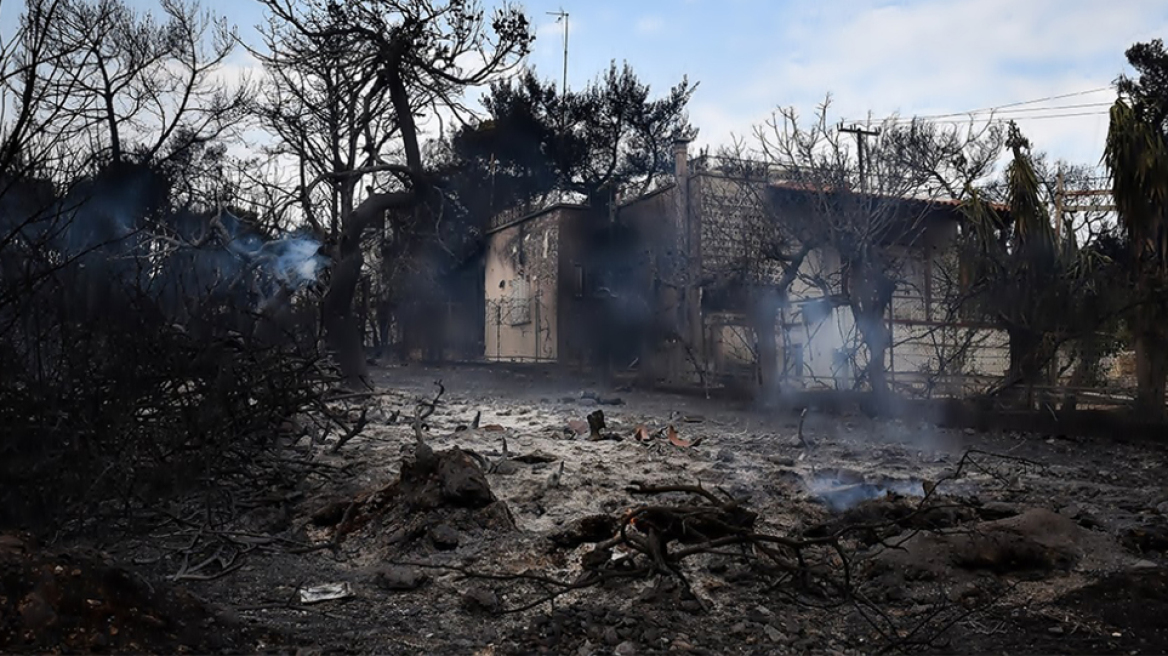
[689,171,1011,396]
[484,210,564,361]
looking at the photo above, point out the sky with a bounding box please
[6,0,1167,170]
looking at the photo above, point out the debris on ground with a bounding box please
[20,366,1168,655]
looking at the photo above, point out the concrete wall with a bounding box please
[484,209,567,361]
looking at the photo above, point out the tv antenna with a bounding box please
[547,9,569,95]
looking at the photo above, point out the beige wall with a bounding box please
[484,210,563,361]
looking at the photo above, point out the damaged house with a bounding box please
[484,139,1012,397]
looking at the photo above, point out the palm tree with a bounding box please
[1103,98,1168,420]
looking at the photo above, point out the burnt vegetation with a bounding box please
[0,0,1167,653]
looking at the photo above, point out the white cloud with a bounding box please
[636,16,665,36]
[695,0,1168,165]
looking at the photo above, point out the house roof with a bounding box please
[768,180,1010,215]
[485,202,589,236]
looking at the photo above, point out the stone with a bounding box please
[461,586,500,613]
[764,625,786,643]
[430,524,460,550]
[603,626,621,646]
[1048,626,1064,635]
[614,641,637,656]
[373,566,427,591]
[578,397,599,407]
[1156,501,1168,516]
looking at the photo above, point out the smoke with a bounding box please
[259,236,326,288]
[807,474,925,512]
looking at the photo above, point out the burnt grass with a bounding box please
[8,364,1168,655]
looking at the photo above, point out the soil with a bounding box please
[9,364,1168,655]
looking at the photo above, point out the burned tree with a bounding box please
[0,0,342,536]
[453,64,696,210]
[957,126,1124,408]
[37,0,249,168]
[1105,38,1168,420]
[252,0,533,385]
[724,99,1004,406]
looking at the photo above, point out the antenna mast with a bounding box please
[547,9,569,95]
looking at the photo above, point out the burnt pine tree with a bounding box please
[1105,38,1168,420]
[449,64,696,212]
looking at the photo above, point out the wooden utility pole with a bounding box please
[1055,166,1064,247]
[839,123,882,193]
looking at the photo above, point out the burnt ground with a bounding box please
[10,364,1168,655]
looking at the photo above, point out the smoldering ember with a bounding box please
[3,2,1168,655]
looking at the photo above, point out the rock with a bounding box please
[1133,559,1158,569]
[614,641,637,655]
[730,622,748,635]
[1058,504,1082,519]
[548,514,619,548]
[716,448,736,463]
[603,626,621,646]
[461,586,500,613]
[578,397,599,407]
[18,591,57,630]
[1048,625,1065,635]
[978,501,1021,520]
[430,524,460,550]
[598,397,625,406]
[374,565,428,591]
[764,624,786,643]
[1156,501,1168,516]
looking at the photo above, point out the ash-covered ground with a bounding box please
[13,364,1168,655]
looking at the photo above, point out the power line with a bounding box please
[887,102,1112,122]
[958,86,1115,114]
[887,110,1109,125]
[856,85,1117,125]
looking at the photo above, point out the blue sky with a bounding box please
[5,0,1167,168]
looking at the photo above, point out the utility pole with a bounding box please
[1055,166,1064,247]
[838,123,881,193]
[547,10,569,95]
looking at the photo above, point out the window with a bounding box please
[504,278,531,325]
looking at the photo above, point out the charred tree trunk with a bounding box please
[749,286,781,405]
[324,192,413,387]
[855,305,891,408]
[1006,327,1053,410]
[1133,309,1168,421]
[849,264,896,414]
